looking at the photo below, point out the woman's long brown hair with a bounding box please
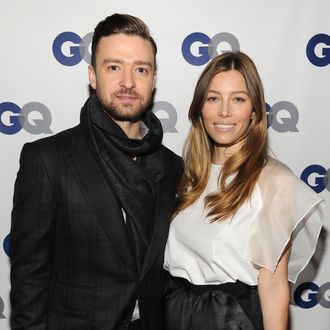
[174,51,268,222]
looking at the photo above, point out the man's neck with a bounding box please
[114,119,142,139]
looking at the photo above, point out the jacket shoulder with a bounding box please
[160,145,181,161]
[18,125,84,169]
[28,125,82,147]
[160,145,183,171]
[159,145,183,183]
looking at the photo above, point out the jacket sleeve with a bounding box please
[10,142,56,330]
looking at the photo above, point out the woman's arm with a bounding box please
[258,243,291,330]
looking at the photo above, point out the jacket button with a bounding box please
[122,320,130,328]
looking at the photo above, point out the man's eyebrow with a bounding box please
[102,58,153,68]
[134,60,153,68]
[103,58,122,64]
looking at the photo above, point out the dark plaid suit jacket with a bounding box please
[10,124,182,330]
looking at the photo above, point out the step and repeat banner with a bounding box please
[1,0,329,328]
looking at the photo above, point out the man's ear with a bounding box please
[152,72,157,90]
[88,65,97,90]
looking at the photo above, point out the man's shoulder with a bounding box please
[20,125,85,162]
[159,145,181,161]
[29,124,82,147]
[159,145,183,181]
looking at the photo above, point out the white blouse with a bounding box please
[164,157,324,286]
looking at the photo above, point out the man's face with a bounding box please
[89,33,156,122]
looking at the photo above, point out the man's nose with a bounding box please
[120,69,136,90]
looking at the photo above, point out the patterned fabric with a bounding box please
[80,94,164,270]
[10,95,183,329]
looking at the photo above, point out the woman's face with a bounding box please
[201,69,254,161]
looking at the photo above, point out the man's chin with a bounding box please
[98,96,151,123]
[112,114,141,123]
[106,108,145,123]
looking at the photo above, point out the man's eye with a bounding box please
[108,65,119,71]
[137,67,147,73]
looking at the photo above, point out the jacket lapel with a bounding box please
[139,174,172,280]
[62,129,137,273]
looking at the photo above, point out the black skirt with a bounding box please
[163,274,263,330]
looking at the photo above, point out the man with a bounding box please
[10,13,182,330]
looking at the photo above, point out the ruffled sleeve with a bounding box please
[245,158,324,283]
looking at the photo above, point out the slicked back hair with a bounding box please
[91,13,157,70]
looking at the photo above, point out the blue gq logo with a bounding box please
[53,32,93,66]
[3,234,10,257]
[301,165,329,193]
[182,32,240,66]
[294,282,330,308]
[0,102,52,135]
[306,33,330,67]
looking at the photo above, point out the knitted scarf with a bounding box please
[80,94,164,270]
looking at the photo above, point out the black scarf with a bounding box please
[80,94,164,271]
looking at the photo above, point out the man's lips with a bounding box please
[117,94,138,100]
[115,91,140,101]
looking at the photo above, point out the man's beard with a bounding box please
[96,88,153,123]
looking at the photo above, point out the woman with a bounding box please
[163,52,323,330]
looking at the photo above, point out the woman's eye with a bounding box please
[234,97,245,103]
[207,96,217,102]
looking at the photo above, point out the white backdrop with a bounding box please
[1,0,329,328]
